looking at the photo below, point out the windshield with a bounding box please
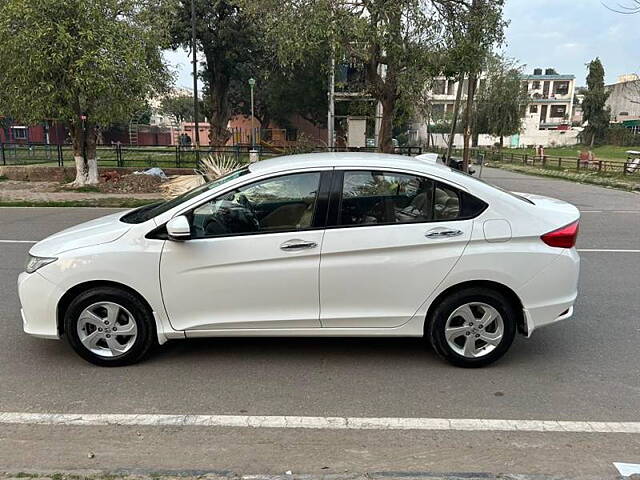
[120,167,251,224]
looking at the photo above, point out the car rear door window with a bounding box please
[337,170,485,226]
[191,172,321,238]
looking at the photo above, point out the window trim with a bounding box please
[325,168,487,230]
[169,170,332,240]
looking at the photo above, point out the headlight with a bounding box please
[25,255,57,274]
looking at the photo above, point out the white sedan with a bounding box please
[18,153,580,367]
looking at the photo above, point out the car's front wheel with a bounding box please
[427,287,517,367]
[64,286,156,366]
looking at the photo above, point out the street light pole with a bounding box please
[191,0,200,148]
[248,78,256,148]
[248,78,258,162]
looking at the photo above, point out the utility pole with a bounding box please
[446,75,464,163]
[462,0,480,173]
[191,0,200,148]
[327,55,335,149]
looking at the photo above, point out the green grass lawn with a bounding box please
[515,145,636,162]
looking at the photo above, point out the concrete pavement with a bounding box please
[0,167,639,478]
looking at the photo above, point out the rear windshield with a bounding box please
[447,168,534,204]
[121,167,250,224]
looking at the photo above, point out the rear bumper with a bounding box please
[518,248,580,337]
[18,271,62,340]
[523,302,575,337]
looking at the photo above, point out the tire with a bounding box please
[64,286,157,366]
[427,287,516,368]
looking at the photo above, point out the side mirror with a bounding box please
[166,215,191,240]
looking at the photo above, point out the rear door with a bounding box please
[319,169,480,328]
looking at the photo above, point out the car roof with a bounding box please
[248,152,451,176]
[245,152,516,202]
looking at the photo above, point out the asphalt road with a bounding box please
[0,167,639,479]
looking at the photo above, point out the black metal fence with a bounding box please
[0,143,423,169]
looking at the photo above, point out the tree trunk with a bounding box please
[86,124,98,184]
[70,120,98,186]
[374,65,398,154]
[462,72,478,172]
[378,94,396,153]
[203,55,233,146]
[499,135,504,148]
[446,74,465,162]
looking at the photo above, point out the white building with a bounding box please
[411,68,580,148]
[149,86,195,127]
[522,68,575,131]
[605,74,640,124]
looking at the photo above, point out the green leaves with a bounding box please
[0,0,171,126]
[475,56,529,140]
[582,58,611,146]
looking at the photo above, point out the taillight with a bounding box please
[541,220,579,248]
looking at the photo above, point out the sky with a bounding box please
[503,0,640,85]
[165,0,640,90]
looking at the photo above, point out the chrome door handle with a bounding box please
[280,239,318,250]
[425,228,464,239]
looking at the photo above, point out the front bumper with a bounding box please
[17,271,63,339]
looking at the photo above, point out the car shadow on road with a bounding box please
[146,335,538,369]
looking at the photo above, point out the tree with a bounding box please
[582,58,610,147]
[475,56,529,147]
[240,0,453,153]
[159,95,204,124]
[436,0,507,169]
[0,0,170,185]
[228,52,329,133]
[170,0,260,145]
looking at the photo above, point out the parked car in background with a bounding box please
[19,152,580,367]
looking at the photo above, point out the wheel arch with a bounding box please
[56,280,156,337]
[424,280,526,336]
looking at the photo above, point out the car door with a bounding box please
[160,170,331,332]
[319,169,481,328]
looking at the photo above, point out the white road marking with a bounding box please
[0,239,37,244]
[0,412,639,433]
[580,210,640,213]
[578,249,640,253]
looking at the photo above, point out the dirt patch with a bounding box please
[97,171,164,194]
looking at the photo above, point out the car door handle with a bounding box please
[425,228,464,239]
[280,239,318,251]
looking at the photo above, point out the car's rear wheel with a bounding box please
[427,287,517,367]
[64,287,156,366]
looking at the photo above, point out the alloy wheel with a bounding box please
[444,302,504,358]
[76,301,138,358]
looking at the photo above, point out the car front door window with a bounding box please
[191,172,321,238]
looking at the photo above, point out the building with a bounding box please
[411,67,580,148]
[522,68,575,131]
[605,74,640,127]
[0,119,66,144]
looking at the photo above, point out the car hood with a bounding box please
[29,211,132,257]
